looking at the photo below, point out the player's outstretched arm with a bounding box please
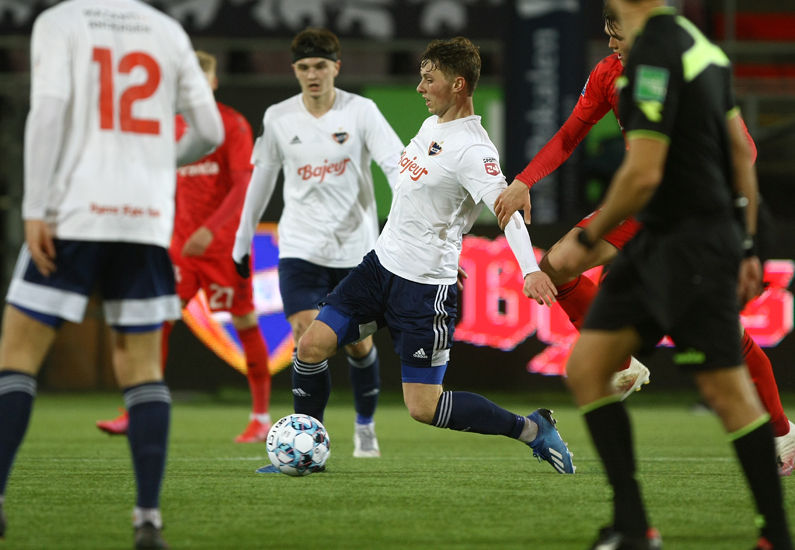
[177,102,224,166]
[232,163,280,267]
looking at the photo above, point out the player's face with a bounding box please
[417,63,456,118]
[293,57,341,99]
[604,23,628,66]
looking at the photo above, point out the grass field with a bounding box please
[3,390,795,549]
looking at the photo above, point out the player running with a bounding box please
[494,5,795,475]
[251,36,575,475]
[97,51,273,444]
[0,0,223,548]
[234,28,403,458]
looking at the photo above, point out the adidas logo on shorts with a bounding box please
[413,348,428,359]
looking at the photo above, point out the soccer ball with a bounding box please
[266,414,330,476]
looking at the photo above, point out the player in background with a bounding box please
[0,1,223,548]
[234,28,402,458]
[260,36,575,475]
[96,52,273,444]
[494,5,795,475]
[565,0,791,547]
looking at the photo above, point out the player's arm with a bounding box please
[176,102,224,166]
[361,100,404,192]
[231,164,280,276]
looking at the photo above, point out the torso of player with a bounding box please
[575,53,625,132]
[375,115,505,285]
[172,103,250,257]
[34,0,213,247]
[263,90,380,268]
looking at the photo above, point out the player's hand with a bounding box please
[456,266,468,292]
[523,270,557,306]
[235,253,251,279]
[25,219,56,277]
[737,256,764,307]
[182,226,214,257]
[494,179,532,230]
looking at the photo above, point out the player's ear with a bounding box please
[453,75,466,94]
[333,59,341,76]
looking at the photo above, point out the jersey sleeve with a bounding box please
[621,39,682,143]
[359,99,404,164]
[250,110,282,166]
[572,61,615,125]
[457,144,507,204]
[29,12,71,102]
[225,111,254,172]
[174,29,215,112]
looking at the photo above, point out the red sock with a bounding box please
[237,325,271,415]
[742,329,789,437]
[161,321,174,375]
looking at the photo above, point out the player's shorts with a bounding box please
[577,209,643,250]
[583,218,743,372]
[315,250,457,385]
[7,240,180,331]
[278,258,354,318]
[170,250,254,316]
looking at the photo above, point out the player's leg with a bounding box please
[293,318,343,423]
[345,336,381,457]
[231,310,272,443]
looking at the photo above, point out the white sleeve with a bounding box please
[377,152,401,191]
[176,102,224,166]
[481,188,540,277]
[458,144,507,203]
[233,163,281,263]
[23,96,67,220]
[29,12,70,101]
[174,29,216,112]
[360,99,404,167]
[251,111,282,166]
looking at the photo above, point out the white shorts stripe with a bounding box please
[7,278,90,323]
[103,295,181,326]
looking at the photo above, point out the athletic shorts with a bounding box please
[316,250,457,384]
[170,251,254,316]
[577,209,643,250]
[278,258,354,318]
[583,219,743,372]
[7,240,180,330]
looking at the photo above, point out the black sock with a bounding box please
[348,346,380,423]
[0,371,36,496]
[432,391,525,438]
[583,399,648,538]
[732,419,793,549]
[292,358,331,423]
[124,382,171,509]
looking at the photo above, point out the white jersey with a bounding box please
[27,0,215,247]
[375,115,506,285]
[251,89,403,268]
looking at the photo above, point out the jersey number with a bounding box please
[208,284,234,311]
[92,47,161,135]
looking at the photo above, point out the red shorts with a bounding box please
[576,210,643,251]
[170,251,255,316]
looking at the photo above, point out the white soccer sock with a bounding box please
[133,507,162,529]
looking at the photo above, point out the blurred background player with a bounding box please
[565,0,791,548]
[494,3,795,476]
[0,0,223,548]
[234,27,404,458]
[97,51,273,444]
[278,36,575,475]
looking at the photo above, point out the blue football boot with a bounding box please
[527,408,575,474]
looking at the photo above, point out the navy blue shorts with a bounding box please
[6,240,180,330]
[278,258,354,318]
[316,250,457,384]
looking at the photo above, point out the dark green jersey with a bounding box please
[618,8,737,229]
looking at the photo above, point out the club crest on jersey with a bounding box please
[483,157,500,176]
[333,131,349,144]
[428,141,443,156]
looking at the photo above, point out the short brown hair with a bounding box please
[420,36,481,96]
[195,51,216,74]
[291,27,340,62]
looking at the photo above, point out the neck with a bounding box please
[620,0,667,47]
[437,96,474,124]
[302,88,336,118]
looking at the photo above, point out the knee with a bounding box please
[296,326,334,364]
[541,249,584,285]
[404,395,438,425]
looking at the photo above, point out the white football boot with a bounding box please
[611,357,651,401]
[774,420,795,477]
[353,422,381,457]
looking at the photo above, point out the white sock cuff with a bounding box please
[347,345,378,368]
[133,507,162,529]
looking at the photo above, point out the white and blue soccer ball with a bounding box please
[266,414,330,476]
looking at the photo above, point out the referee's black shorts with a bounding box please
[583,219,744,372]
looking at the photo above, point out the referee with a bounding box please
[565,0,792,549]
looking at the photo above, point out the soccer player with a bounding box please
[494,5,795,475]
[248,35,576,475]
[564,1,792,548]
[233,28,403,458]
[0,0,223,548]
[96,51,273,444]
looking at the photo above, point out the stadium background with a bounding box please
[0,0,793,396]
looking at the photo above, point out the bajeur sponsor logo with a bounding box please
[297,158,351,183]
[398,151,429,181]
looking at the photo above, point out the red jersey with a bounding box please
[573,53,624,129]
[173,102,253,257]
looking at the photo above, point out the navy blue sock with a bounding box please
[0,371,36,496]
[432,391,525,438]
[292,358,331,423]
[124,382,171,509]
[348,346,380,424]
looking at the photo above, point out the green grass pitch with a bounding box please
[3,391,794,549]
